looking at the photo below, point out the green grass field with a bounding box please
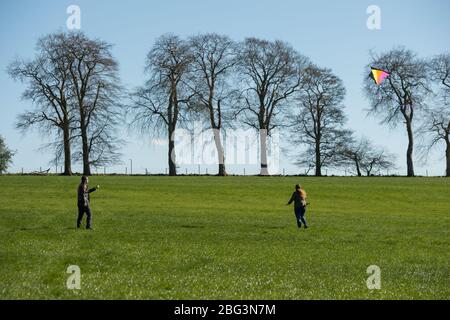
[0,175,448,299]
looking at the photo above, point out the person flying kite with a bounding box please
[286,184,308,229]
[369,67,389,85]
[77,176,100,230]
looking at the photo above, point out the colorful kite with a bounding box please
[369,67,389,85]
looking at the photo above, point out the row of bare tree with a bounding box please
[8,33,122,176]
[128,34,449,177]
[8,32,450,176]
[364,49,450,177]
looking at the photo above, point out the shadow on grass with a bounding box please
[181,225,205,229]
[17,226,51,231]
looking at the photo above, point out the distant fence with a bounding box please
[2,165,441,177]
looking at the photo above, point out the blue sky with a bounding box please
[1,0,449,175]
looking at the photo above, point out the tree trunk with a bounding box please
[62,123,72,176]
[81,133,90,175]
[213,128,226,176]
[446,139,450,177]
[405,119,414,177]
[355,158,362,177]
[80,113,91,176]
[315,140,322,176]
[259,129,269,175]
[168,128,177,176]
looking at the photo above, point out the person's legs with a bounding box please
[85,206,92,229]
[294,207,302,228]
[299,207,308,228]
[77,206,84,228]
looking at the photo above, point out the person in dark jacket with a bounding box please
[77,176,99,230]
[286,184,308,229]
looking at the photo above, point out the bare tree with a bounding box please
[363,47,430,177]
[428,53,450,101]
[71,107,123,169]
[129,34,193,176]
[420,108,450,176]
[236,38,308,175]
[0,135,15,174]
[362,151,396,176]
[342,136,397,176]
[341,136,369,177]
[188,33,237,176]
[66,32,123,175]
[290,64,350,176]
[420,53,450,176]
[8,32,75,175]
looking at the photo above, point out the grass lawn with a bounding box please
[0,175,448,299]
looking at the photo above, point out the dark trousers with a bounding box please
[77,205,92,229]
[294,206,307,228]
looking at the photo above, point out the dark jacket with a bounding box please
[77,184,97,208]
[287,191,306,208]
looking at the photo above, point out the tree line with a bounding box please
[6,31,450,177]
[8,33,122,176]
